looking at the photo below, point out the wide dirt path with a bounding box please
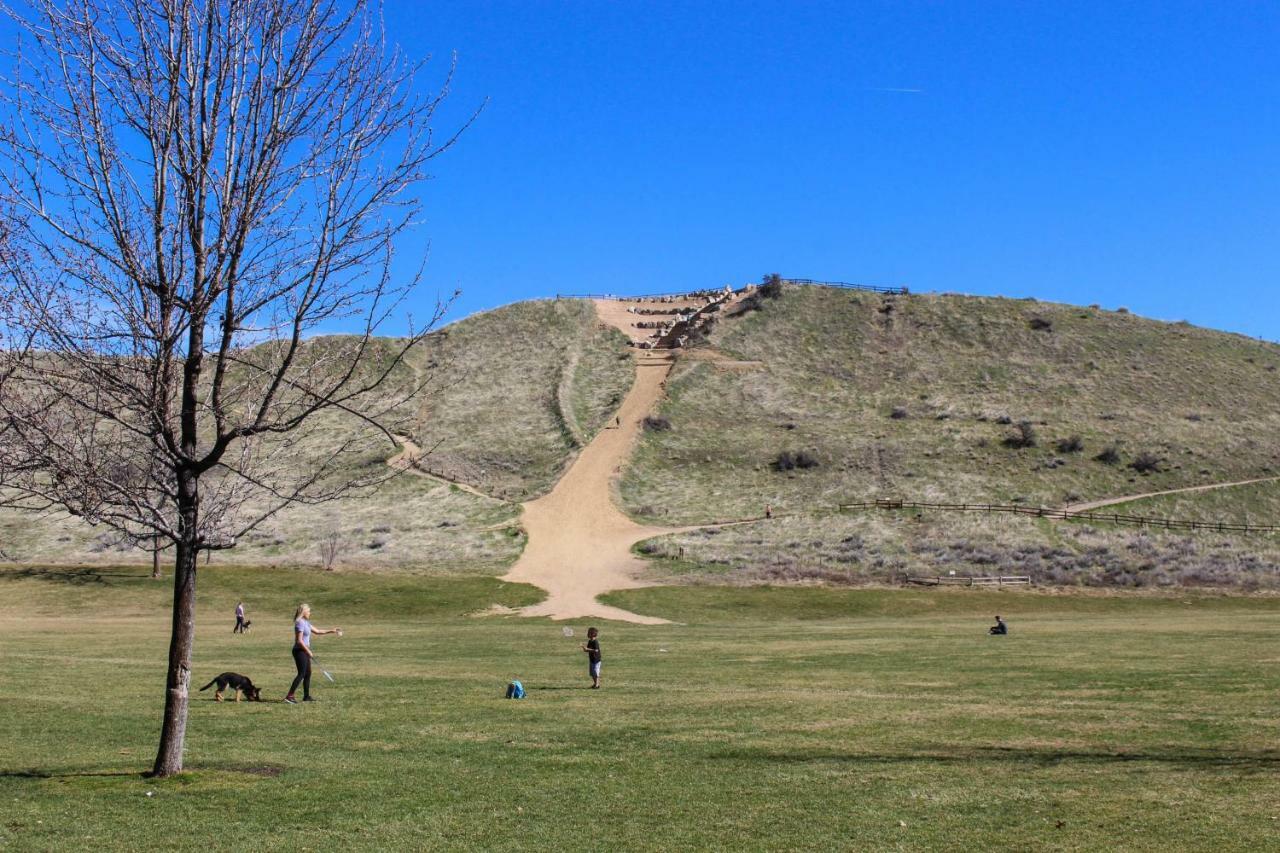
[1061,475,1280,513]
[503,347,677,624]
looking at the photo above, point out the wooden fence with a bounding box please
[907,575,1032,587]
[839,498,1280,534]
[555,290,724,300]
[783,278,908,295]
[557,279,908,301]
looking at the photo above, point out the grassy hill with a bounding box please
[0,299,633,571]
[4,285,1278,587]
[620,284,1280,586]
[404,298,634,501]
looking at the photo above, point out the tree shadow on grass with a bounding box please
[0,567,146,587]
[1,763,284,780]
[0,769,142,779]
[707,745,1280,772]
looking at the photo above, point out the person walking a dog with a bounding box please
[233,601,247,634]
[284,603,342,704]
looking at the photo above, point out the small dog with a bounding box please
[240,619,252,633]
[199,672,262,702]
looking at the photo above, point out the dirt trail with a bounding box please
[1061,476,1280,514]
[389,436,496,502]
[502,346,678,624]
[392,294,751,623]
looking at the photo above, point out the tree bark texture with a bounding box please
[152,536,197,777]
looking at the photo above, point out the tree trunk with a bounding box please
[151,529,198,777]
[152,536,162,579]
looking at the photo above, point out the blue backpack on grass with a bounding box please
[506,680,525,699]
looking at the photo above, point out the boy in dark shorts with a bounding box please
[582,627,602,689]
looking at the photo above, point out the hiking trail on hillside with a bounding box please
[503,293,746,624]
[389,436,497,502]
[1060,476,1280,514]
[502,349,677,624]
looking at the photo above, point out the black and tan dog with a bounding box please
[199,672,262,702]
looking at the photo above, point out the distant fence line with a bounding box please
[556,290,716,300]
[783,278,908,295]
[839,498,1280,535]
[907,575,1032,587]
[556,278,908,301]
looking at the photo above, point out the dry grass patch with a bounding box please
[622,287,1280,524]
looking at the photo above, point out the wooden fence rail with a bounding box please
[783,278,908,295]
[556,290,724,300]
[839,499,1280,534]
[557,279,908,301]
[907,575,1032,587]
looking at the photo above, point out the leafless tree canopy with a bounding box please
[0,0,473,777]
[0,0,468,547]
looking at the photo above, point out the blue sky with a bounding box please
[390,1,1278,340]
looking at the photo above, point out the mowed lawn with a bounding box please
[1,566,1279,850]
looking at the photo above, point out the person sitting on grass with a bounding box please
[989,615,1008,635]
[582,626,602,689]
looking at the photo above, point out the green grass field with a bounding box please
[3,565,1278,850]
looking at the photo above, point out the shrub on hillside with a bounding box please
[1129,452,1163,474]
[643,415,671,432]
[1029,316,1053,331]
[1094,445,1122,465]
[794,450,819,469]
[889,407,909,420]
[1003,421,1038,449]
[773,450,820,471]
[1055,435,1085,454]
[685,320,714,346]
[759,273,784,299]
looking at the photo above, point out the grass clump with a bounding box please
[643,415,672,432]
[1130,452,1163,474]
[1095,445,1122,465]
[1055,435,1085,454]
[1003,421,1038,449]
[773,450,820,472]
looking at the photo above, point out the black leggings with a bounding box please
[289,646,312,698]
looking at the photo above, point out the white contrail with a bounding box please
[868,87,924,94]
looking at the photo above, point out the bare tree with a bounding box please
[0,0,473,776]
[317,528,347,571]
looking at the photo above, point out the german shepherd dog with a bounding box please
[199,672,262,702]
